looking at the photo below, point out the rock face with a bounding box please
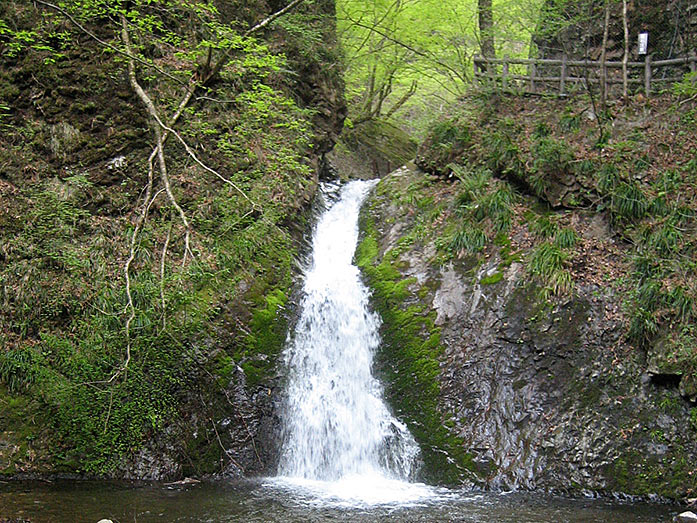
[534,0,697,62]
[0,0,343,480]
[359,165,697,498]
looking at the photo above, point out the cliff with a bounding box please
[0,0,344,479]
[358,91,697,498]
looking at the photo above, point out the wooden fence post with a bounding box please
[560,54,568,95]
[529,62,536,92]
[644,54,652,97]
[502,55,509,91]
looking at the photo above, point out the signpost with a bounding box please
[638,32,649,55]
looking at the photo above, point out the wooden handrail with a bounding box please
[473,53,695,98]
[474,55,697,68]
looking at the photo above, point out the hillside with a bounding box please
[355,89,697,497]
[0,0,344,478]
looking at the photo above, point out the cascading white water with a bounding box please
[273,180,434,505]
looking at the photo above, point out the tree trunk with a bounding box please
[600,0,610,107]
[478,0,495,61]
[622,0,629,100]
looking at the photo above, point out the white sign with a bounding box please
[638,32,649,55]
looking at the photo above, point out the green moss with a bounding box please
[0,0,339,479]
[214,352,235,385]
[357,212,475,485]
[480,272,503,285]
[240,287,289,388]
[341,119,418,168]
[609,449,697,499]
[0,385,52,476]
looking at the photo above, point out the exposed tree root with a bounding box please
[209,417,245,473]
[118,147,155,382]
[201,367,263,467]
[43,0,304,407]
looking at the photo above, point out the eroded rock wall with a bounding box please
[359,165,697,498]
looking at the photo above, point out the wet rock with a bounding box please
[362,165,697,498]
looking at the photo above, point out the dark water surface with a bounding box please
[0,479,678,522]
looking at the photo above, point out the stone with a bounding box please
[48,121,83,159]
[107,155,126,170]
[675,511,697,522]
[360,165,697,498]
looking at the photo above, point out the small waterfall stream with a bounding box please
[272,180,436,505]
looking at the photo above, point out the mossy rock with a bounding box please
[356,210,476,486]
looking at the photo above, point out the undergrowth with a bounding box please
[0,0,338,475]
[418,90,697,396]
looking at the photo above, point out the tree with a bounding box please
[478,0,495,59]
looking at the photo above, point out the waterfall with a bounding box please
[276,180,422,494]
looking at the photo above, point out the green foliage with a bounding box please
[481,125,524,178]
[532,121,551,138]
[554,227,578,249]
[528,214,558,238]
[476,185,517,232]
[451,164,491,205]
[338,0,545,134]
[627,279,662,345]
[419,116,474,173]
[672,72,697,99]
[481,272,504,285]
[0,348,43,393]
[612,181,649,220]
[447,163,517,257]
[0,0,332,476]
[559,108,581,132]
[640,220,683,256]
[530,136,575,197]
[529,242,573,296]
[450,225,487,254]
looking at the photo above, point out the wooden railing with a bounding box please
[473,54,697,97]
